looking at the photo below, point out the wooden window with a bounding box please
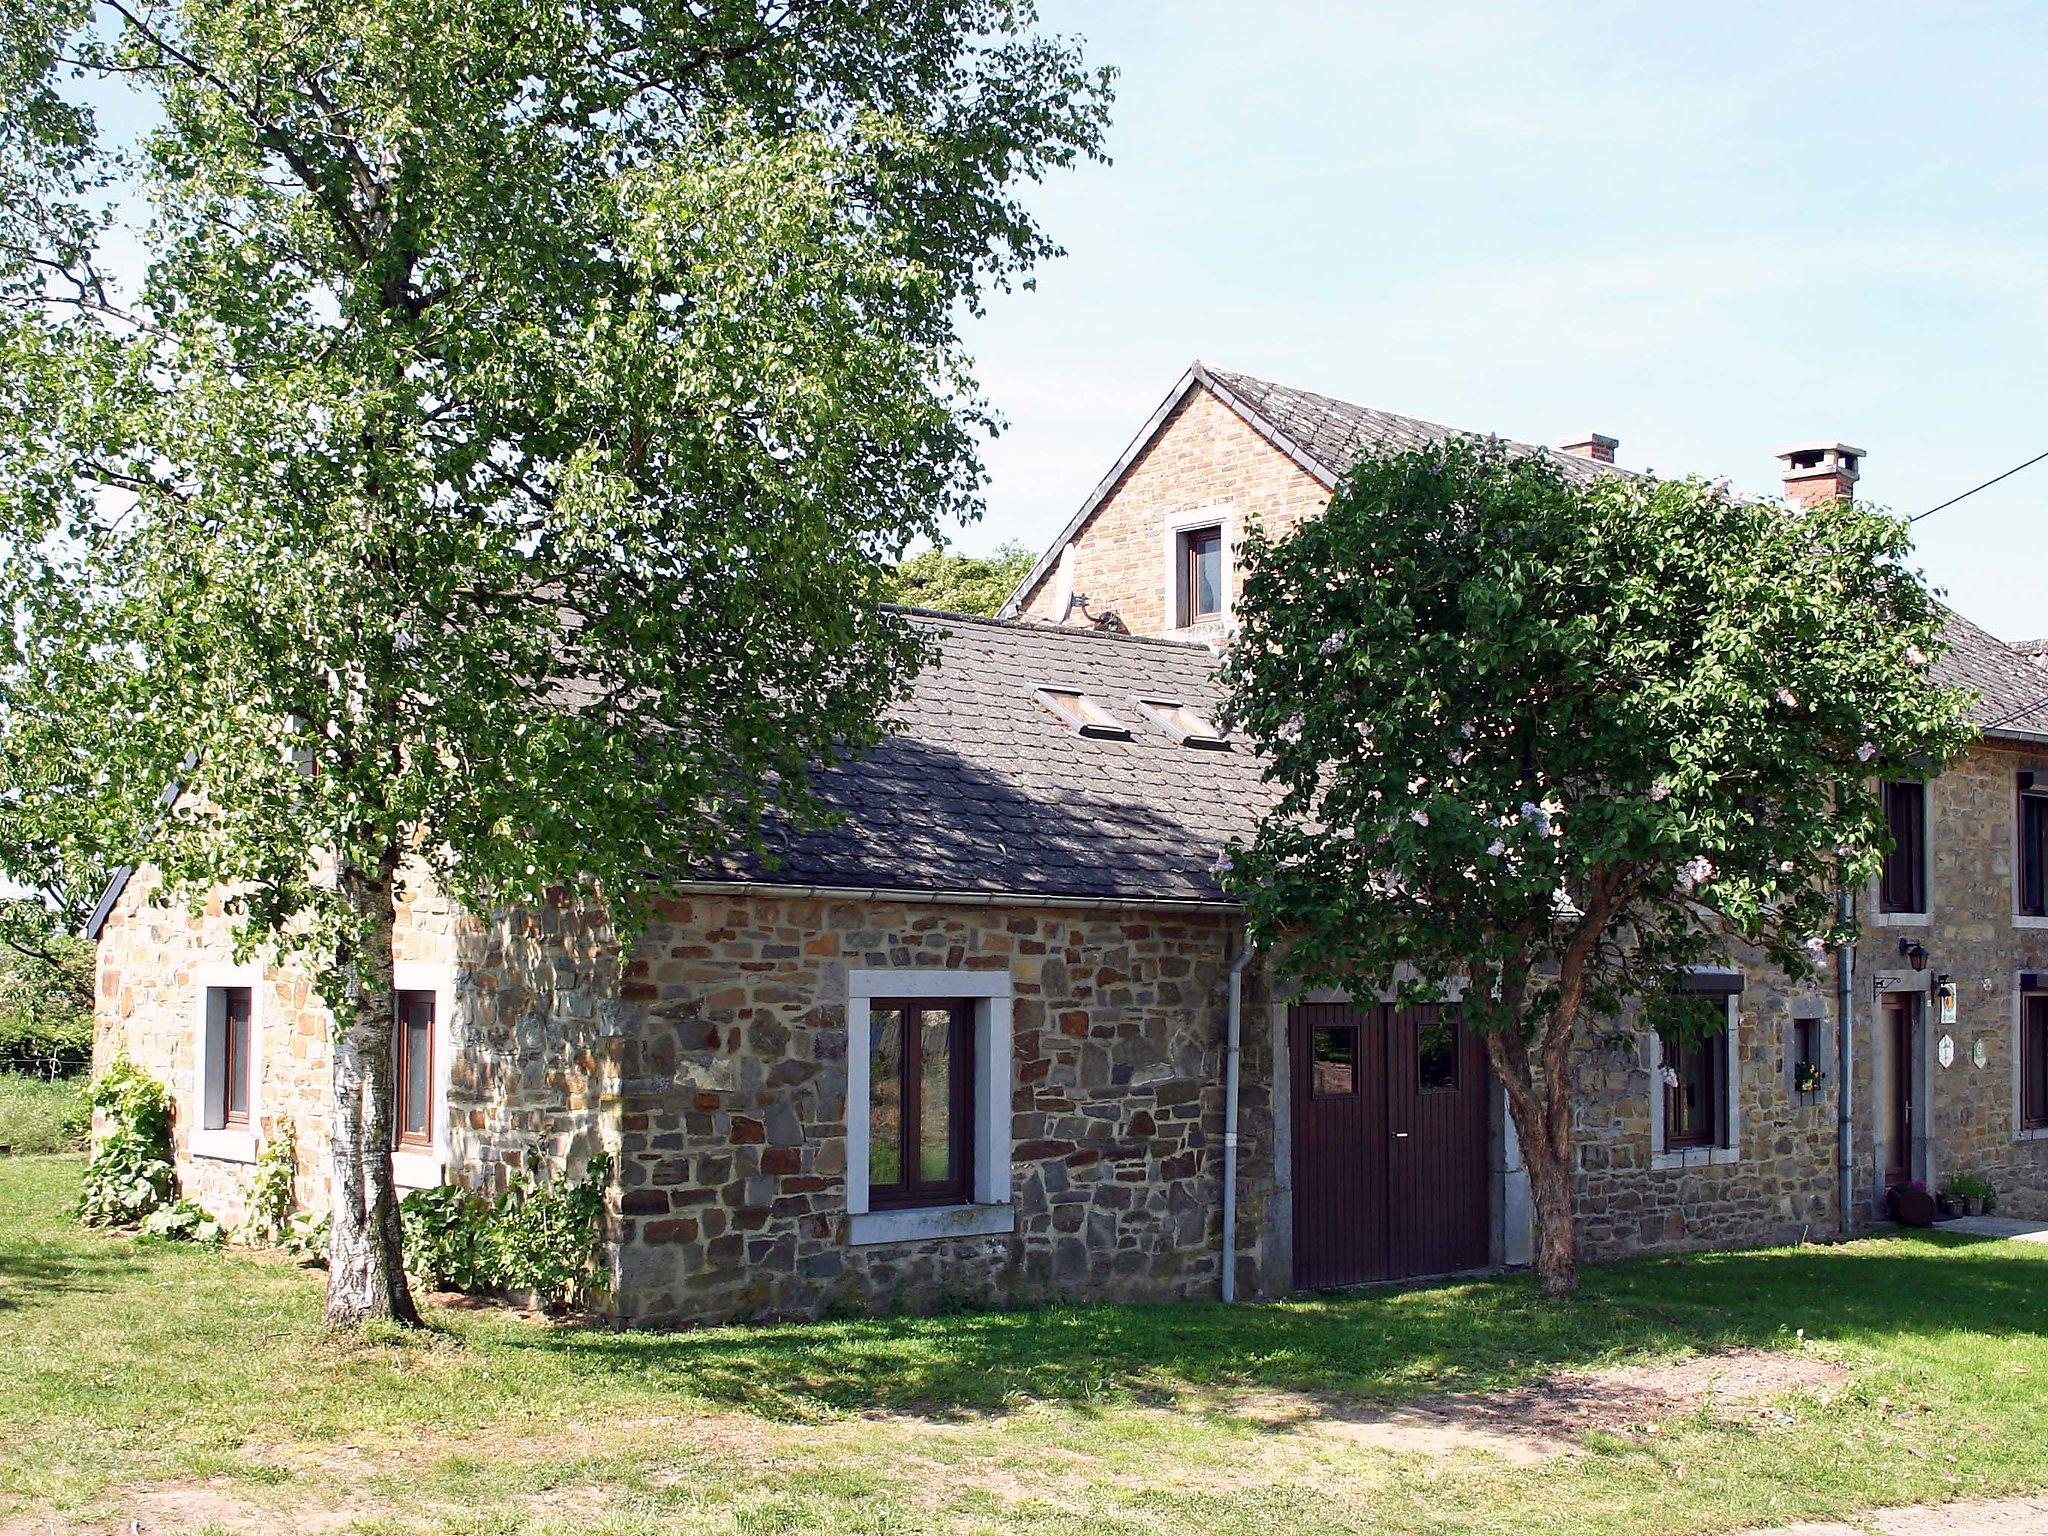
[393,990,435,1150]
[1177,526,1223,625]
[1417,1015,1459,1092]
[220,987,252,1127]
[867,1000,974,1209]
[2024,995,2048,1131]
[1879,780,1927,914]
[2019,778,2048,917]
[1034,688,1134,740]
[1310,1025,1358,1096]
[1661,1028,1728,1150]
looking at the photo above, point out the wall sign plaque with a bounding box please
[1937,1033,1956,1069]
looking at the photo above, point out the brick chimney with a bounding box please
[1776,442,1865,507]
[1558,432,1618,465]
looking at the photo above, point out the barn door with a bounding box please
[1291,1001,1490,1289]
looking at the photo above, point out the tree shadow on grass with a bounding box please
[491,1233,2048,1423]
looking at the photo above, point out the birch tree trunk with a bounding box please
[324,849,419,1327]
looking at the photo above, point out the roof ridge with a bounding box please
[887,603,1218,652]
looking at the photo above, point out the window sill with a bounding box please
[190,1127,258,1165]
[2016,1126,2048,1144]
[847,1203,1014,1247]
[1651,1145,1740,1171]
[391,1148,445,1190]
[2013,915,2048,930]
[1873,911,1932,928]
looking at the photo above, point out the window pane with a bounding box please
[1192,532,1222,616]
[2028,998,2048,1127]
[2023,793,2048,917]
[399,992,433,1142]
[869,1007,905,1190]
[1418,1017,1458,1091]
[1882,781,1926,913]
[1311,1026,1356,1096]
[917,1007,957,1184]
[223,989,252,1121]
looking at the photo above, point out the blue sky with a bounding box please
[960,1,2048,641]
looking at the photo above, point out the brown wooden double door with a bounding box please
[1291,1002,1490,1289]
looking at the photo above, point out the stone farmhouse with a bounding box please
[91,363,2048,1322]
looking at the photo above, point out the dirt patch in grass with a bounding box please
[1231,1347,1851,1465]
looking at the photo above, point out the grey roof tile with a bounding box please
[713,610,1270,903]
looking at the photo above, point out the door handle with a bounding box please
[1392,1131,1410,1139]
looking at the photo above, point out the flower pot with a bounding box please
[1964,1197,1984,1216]
[1935,1194,1958,1218]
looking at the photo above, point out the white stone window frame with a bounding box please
[1870,776,1934,928]
[2015,978,2048,1144]
[192,962,264,1164]
[390,961,455,1191]
[845,968,1014,1246]
[1160,504,1234,635]
[2010,768,2048,929]
[1648,981,1743,1171]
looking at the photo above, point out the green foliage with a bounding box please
[76,1060,174,1226]
[399,1153,613,1307]
[0,0,1114,1013]
[1941,1172,1993,1204]
[884,542,1039,616]
[138,1196,225,1247]
[244,1116,298,1245]
[0,1071,88,1152]
[399,1182,497,1293]
[1221,437,1976,1031]
[0,900,93,1079]
[281,1210,330,1267]
[496,1152,614,1307]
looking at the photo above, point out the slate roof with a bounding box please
[713,610,1270,905]
[1935,610,2048,741]
[1204,366,1624,489]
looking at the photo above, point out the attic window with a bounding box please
[1134,697,1229,749]
[1035,688,1132,740]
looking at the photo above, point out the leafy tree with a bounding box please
[885,540,1037,616]
[0,0,1110,1324]
[1219,439,1972,1296]
[0,899,93,1077]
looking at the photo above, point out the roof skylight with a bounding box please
[1133,697,1230,749]
[1035,688,1133,740]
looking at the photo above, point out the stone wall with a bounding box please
[608,893,1273,1324]
[1568,957,1843,1259]
[1853,737,2048,1217]
[92,866,464,1227]
[1015,385,1331,635]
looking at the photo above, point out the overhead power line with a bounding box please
[1985,691,2048,732]
[1910,449,2048,523]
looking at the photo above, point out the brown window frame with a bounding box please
[220,986,253,1128]
[1177,525,1224,626]
[867,998,975,1211]
[1661,1028,1728,1151]
[2024,994,2048,1132]
[1879,780,1928,915]
[2019,780,2048,918]
[392,989,436,1151]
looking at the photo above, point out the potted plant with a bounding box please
[1794,1060,1824,1097]
[1940,1172,1992,1217]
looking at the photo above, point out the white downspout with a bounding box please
[1221,924,1253,1302]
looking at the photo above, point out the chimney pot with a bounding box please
[1559,433,1619,465]
[1777,441,1865,508]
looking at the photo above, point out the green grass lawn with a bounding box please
[3,1154,2046,1535]
[0,1073,87,1155]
